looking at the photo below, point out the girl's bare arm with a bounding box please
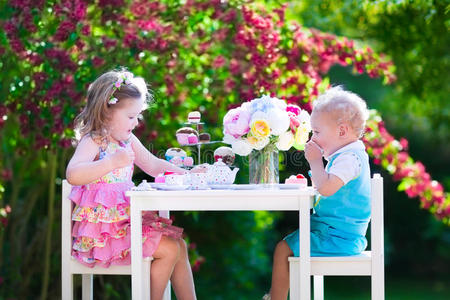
[66,136,133,185]
[131,134,185,177]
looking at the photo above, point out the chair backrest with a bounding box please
[370,174,384,259]
[61,180,168,274]
[62,180,73,271]
[61,180,136,274]
[61,180,159,299]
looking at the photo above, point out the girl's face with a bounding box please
[108,98,144,143]
[310,111,341,157]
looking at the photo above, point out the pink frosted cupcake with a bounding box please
[285,174,307,187]
[155,173,165,183]
[187,133,198,144]
[176,127,198,145]
[183,157,194,167]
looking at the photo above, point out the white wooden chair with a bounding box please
[288,174,384,300]
[61,180,171,300]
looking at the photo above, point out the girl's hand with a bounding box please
[190,164,209,173]
[110,148,135,169]
[305,141,323,162]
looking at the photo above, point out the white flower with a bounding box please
[251,137,270,150]
[108,97,118,104]
[231,139,253,156]
[298,110,311,131]
[241,101,251,112]
[272,97,287,111]
[250,111,269,123]
[276,131,295,151]
[267,108,290,136]
[223,133,237,145]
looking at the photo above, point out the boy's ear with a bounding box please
[338,124,348,137]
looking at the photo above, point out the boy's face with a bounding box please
[310,111,341,157]
[108,97,144,143]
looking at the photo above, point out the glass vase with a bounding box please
[249,147,279,184]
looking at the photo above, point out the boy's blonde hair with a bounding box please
[312,86,369,138]
[74,68,151,143]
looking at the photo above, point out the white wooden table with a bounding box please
[126,187,316,300]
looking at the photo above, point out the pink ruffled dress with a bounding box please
[70,141,183,267]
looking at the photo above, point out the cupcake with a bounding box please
[214,146,235,166]
[170,156,184,167]
[165,148,187,162]
[188,111,201,123]
[187,133,198,144]
[198,133,210,143]
[155,174,165,183]
[183,156,194,167]
[176,127,198,145]
[285,174,307,187]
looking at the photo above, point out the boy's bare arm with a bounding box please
[305,141,344,196]
[308,159,344,196]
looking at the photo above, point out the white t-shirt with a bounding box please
[326,140,365,184]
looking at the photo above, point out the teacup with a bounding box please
[189,172,208,189]
[165,174,185,186]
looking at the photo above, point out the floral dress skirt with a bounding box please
[70,182,183,267]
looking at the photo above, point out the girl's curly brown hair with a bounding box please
[74,68,152,144]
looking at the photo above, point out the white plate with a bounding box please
[232,184,260,190]
[155,184,190,191]
[189,185,211,190]
[208,184,235,190]
[278,183,307,190]
[149,183,165,188]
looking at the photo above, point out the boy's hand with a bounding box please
[305,141,323,162]
[110,148,135,169]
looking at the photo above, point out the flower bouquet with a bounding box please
[223,95,311,184]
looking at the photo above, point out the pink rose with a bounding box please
[286,104,301,116]
[289,112,300,132]
[223,108,251,138]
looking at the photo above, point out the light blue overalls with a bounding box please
[285,149,371,257]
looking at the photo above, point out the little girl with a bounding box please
[66,69,197,299]
[265,86,371,300]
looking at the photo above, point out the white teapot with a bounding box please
[206,159,239,185]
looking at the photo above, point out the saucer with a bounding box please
[155,184,190,191]
[150,183,165,189]
[189,185,211,190]
[208,184,235,190]
[232,184,260,190]
[278,183,307,190]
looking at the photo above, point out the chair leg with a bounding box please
[143,258,151,299]
[288,259,300,300]
[163,281,171,300]
[372,268,384,300]
[81,274,93,300]
[61,271,73,300]
[313,275,324,300]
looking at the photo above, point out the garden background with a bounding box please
[0,0,449,299]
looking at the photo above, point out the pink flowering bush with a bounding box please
[0,0,447,298]
[364,111,449,223]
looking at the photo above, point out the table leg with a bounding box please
[298,195,311,299]
[131,205,144,299]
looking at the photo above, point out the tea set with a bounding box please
[134,159,240,191]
